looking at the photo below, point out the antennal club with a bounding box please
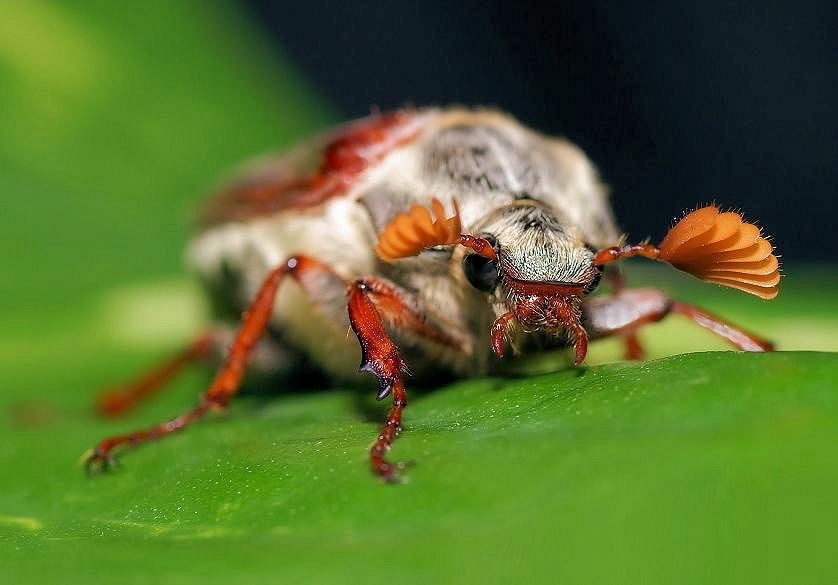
[594,206,781,300]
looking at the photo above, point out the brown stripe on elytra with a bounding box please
[200,111,429,227]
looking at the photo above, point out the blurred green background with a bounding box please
[1,3,836,584]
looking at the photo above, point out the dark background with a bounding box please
[245,0,835,260]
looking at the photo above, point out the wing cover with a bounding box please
[199,111,430,227]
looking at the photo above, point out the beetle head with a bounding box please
[461,200,601,364]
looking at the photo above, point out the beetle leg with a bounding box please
[347,277,463,483]
[95,328,298,416]
[603,268,644,359]
[94,332,215,417]
[583,288,774,354]
[84,255,340,473]
[622,331,646,360]
[669,301,774,351]
[347,279,412,483]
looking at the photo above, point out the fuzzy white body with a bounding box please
[187,109,619,381]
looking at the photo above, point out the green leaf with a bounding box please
[0,0,335,309]
[1,3,836,585]
[2,351,837,584]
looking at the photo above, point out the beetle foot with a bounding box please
[374,459,416,484]
[82,447,121,475]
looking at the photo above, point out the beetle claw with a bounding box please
[357,360,376,375]
[378,459,416,484]
[82,448,121,475]
[375,382,393,401]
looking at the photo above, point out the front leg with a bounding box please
[347,277,464,482]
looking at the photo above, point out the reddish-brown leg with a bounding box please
[604,267,646,360]
[623,332,646,360]
[85,255,340,473]
[583,288,774,352]
[670,301,774,352]
[95,333,215,417]
[490,311,516,358]
[347,277,463,483]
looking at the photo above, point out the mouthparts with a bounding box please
[492,275,589,365]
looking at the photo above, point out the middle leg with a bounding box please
[84,255,343,472]
[583,288,774,353]
[603,265,645,359]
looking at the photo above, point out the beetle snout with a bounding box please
[512,292,581,332]
[490,285,589,364]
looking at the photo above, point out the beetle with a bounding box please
[85,107,779,482]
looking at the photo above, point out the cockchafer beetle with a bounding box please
[85,107,780,482]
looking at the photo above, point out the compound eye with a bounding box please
[463,254,500,293]
[583,243,604,294]
[585,266,604,294]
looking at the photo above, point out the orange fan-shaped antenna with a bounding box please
[374,198,462,262]
[658,206,780,299]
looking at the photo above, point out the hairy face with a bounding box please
[459,200,601,363]
[468,201,599,313]
[483,202,598,286]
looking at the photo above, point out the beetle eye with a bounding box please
[463,254,500,293]
[585,266,604,294]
